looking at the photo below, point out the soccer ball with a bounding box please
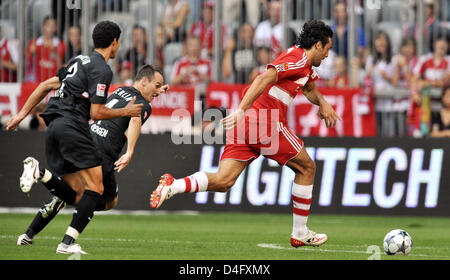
[383,229,413,255]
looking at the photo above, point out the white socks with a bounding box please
[172,172,209,195]
[41,169,53,183]
[291,183,313,239]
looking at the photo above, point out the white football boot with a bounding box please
[19,157,41,193]
[56,243,88,255]
[290,230,328,248]
[17,234,33,246]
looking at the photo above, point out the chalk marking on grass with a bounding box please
[257,243,450,259]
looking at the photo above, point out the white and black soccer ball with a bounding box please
[383,229,413,255]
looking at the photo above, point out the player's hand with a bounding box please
[5,114,25,131]
[160,84,169,93]
[222,108,245,131]
[125,97,144,118]
[318,102,342,128]
[114,152,132,173]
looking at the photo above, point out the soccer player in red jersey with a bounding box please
[150,20,341,248]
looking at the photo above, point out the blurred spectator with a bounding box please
[253,0,282,61]
[365,30,395,136]
[120,25,148,78]
[155,24,166,71]
[118,61,133,86]
[222,23,257,84]
[331,0,366,61]
[404,0,441,54]
[223,0,261,28]
[29,103,47,131]
[391,36,417,124]
[162,0,190,43]
[26,16,66,83]
[52,0,81,37]
[365,31,394,91]
[327,56,349,88]
[190,0,228,58]
[430,86,450,137]
[314,50,336,87]
[408,35,450,136]
[249,46,271,83]
[0,26,19,82]
[66,25,82,63]
[412,35,450,93]
[171,36,211,88]
[392,37,418,89]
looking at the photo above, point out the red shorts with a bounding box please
[220,119,304,166]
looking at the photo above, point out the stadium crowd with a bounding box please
[0,0,449,138]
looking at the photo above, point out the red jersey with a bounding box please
[27,36,66,82]
[190,22,227,55]
[414,54,450,81]
[171,56,211,86]
[0,38,18,82]
[248,45,319,123]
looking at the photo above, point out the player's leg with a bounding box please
[265,122,326,247]
[286,148,327,247]
[57,165,104,254]
[17,195,67,246]
[150,159,248,209]
[19,157,78,205]
[17,172,89,245]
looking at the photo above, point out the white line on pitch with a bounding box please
[257,243,450,259]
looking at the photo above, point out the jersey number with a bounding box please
[56,63,79,98]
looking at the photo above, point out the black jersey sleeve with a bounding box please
[87,66,113,104]
[141,102,152,124]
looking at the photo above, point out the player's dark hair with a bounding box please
[92,21,122,49]
[296,19,333,50]
[134,65,163,82]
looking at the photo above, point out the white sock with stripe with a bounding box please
[291,183,313,239]
[172,172,208,195]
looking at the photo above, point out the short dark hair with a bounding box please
[92,21,122,49]
[134,65,163,82]
[296,20,333,50]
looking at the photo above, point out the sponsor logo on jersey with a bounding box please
[96,84,106,97]
[280,63,289,71]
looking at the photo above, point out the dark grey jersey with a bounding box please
[90,86,152,161]
[41,51,113,125]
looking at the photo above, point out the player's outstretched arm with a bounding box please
[114,116,142,173]
[302,82,342,128]
[90,96,143,120]
[222,67,277,130]
[5,76,61,131]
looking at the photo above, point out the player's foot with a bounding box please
[150,173,175,209]
[19,157,41,193]
[290,230,328,248]
[41,196,66,218]
[17,234,33,246]
[56,243,87,255]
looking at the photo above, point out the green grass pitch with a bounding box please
[1,212,450,260]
